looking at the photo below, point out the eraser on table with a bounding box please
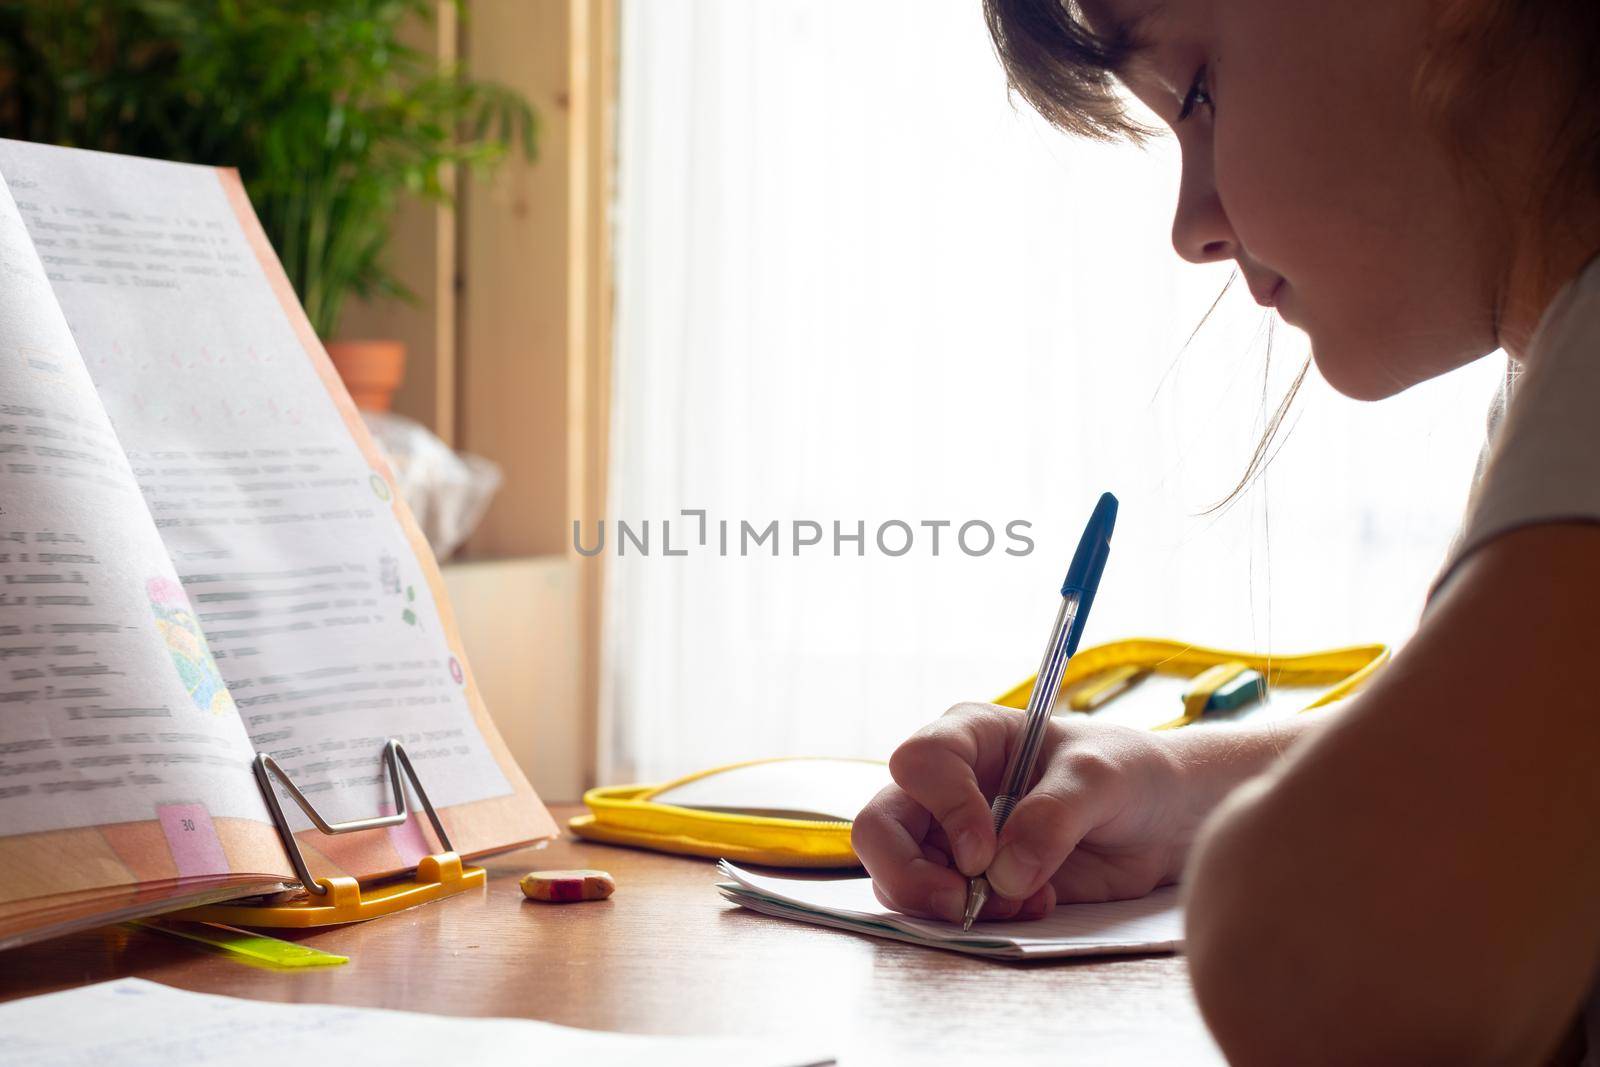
[520,869,615,903]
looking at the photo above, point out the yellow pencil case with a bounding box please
[569,756,888,868]
[995,637,1390,730]
[568,638,1389,868]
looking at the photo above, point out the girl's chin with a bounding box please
[1308,338,1407,402]
[1311,316,1495,400]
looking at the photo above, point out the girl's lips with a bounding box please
[1249,276,1285,308]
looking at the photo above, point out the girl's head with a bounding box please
[984,0,1600,400]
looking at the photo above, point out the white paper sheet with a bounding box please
[719,861,1184,959]
[1,978,835,1067]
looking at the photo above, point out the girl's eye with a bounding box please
[1177,65,1213,122]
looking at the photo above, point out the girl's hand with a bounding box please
[852,702,1262,924]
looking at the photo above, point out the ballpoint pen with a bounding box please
[962,492,1118,931]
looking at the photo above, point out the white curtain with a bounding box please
[602,0,1504,783]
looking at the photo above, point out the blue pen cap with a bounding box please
[1060,492,1118,656]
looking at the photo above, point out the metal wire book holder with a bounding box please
[174,739,486,928]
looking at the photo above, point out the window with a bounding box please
[602,0,1503,781]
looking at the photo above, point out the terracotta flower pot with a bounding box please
[325,339,406,412]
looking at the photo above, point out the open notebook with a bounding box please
[718,862,1184,960]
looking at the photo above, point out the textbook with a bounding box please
[0,139,556,948]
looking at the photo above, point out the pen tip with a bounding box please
[960,881,985,932]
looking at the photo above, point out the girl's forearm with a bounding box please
[1169,710,1335,819]
[1143,712,1339,887]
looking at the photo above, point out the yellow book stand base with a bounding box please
[175,852,485,929]
[176,739,483,929]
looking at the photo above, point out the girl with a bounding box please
[852,2,1600,1062]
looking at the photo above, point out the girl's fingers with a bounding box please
[986,752,1114,901]
[859,705,1080,921]
[853,784,970,922]
[886,705,1021,876]
[976,878,1055,923]
[1021,881,1058,919]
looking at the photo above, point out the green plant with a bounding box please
[0,0,535,337]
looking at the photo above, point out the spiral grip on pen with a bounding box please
[990,794,1018,832]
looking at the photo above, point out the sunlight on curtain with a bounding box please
[601,0,1505,782]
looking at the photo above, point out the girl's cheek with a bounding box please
[1210,88,1332,280]
[1209,117,1288,266]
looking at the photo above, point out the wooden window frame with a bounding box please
[335,0,617,801]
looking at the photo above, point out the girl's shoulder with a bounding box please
[1434,254,1600,599]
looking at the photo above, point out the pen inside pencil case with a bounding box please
[1057,672,1320,730]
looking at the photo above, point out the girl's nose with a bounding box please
[1171,143,1238,265]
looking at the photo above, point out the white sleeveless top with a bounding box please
[1427,252,1600,1063]
[1435,253,1600,592]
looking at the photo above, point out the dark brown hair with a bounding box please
[980,0,1148,143]
[1417,1,1600,301]
[983,0,1600,193]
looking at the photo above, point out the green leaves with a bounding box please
[0,0,537,337]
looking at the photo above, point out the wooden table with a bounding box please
[0,805,1222,1065]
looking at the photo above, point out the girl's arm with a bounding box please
[1185,522,1600,1065]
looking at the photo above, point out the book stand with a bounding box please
[173,739,485,927]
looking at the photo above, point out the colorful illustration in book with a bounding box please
[378,551,401,596]
[377,551,421,627]
[147,576,234,716]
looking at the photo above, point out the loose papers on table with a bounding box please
[0,978,835,1067]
